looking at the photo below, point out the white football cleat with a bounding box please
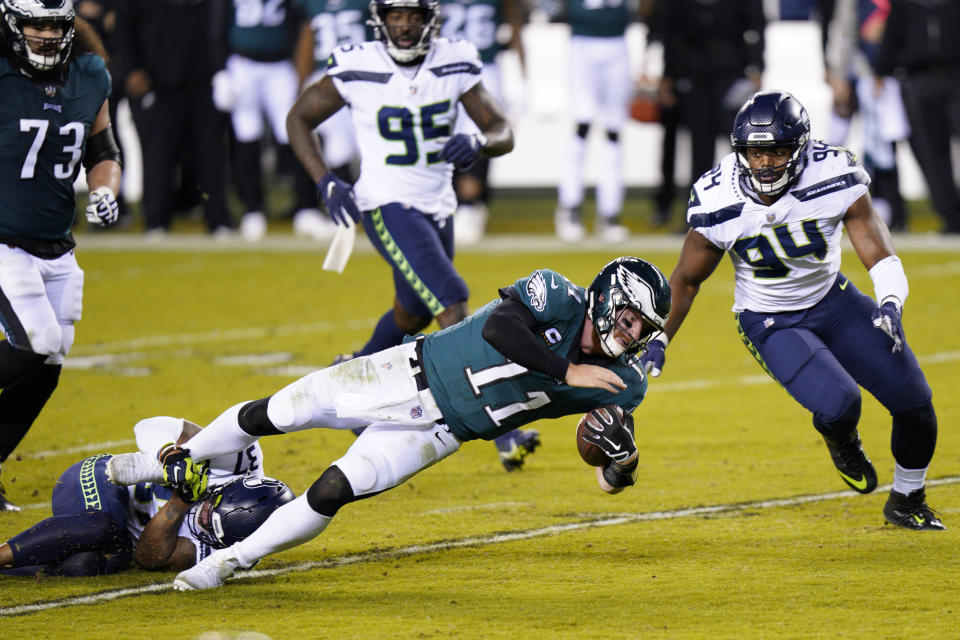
[293,208,337,241]
[106,453,163,486]
[240,211,267,242]
[454,203,488,246]
[554,206,585,243]
[596,216,629,244]
[173,547,243,591]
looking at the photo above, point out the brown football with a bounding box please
[576,406,626,467]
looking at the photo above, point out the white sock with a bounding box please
[558,133,587,209]
[184,402,258,461]
[892,463,927,496]
[234,494,331,567]
[597,137,623,218]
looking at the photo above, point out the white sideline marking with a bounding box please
[3,475,957,617]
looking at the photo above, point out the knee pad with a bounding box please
[576,122,590,139]
[813,395,861,439]
[330,449,382,497]
[891,400,937,469]
[238,397,283,436]
[28,321,62,356]
[305,465,358,517]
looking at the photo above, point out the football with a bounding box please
[576,405,627,467]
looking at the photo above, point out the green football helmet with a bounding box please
[587,257,671,359]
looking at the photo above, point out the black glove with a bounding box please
[580,406,637,464]
[601,456,639,489]
[158,443,209,503]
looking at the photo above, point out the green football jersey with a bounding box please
[229,0,299,59]
[421,269,647,442]
[566,0,629,38]
[0,54,110,241]
[439,0,502,64]
[295,0,372,71]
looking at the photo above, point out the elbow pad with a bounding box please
[83,125,122,171]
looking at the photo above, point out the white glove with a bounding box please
[211,70,235,112]
[85,186,119,226]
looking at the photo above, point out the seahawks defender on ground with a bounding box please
[0,417,293,576]
[438,0,525,246]
[640,90,943,530]
[137,256,670,590]
[289,0,541,471]
[0,0,121,511]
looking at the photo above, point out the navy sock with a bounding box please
[355,310,407,357]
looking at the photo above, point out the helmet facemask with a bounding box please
[1,1,76,79]
[368,0,439,64]
[734,137,808,197]
[187,476,294,549]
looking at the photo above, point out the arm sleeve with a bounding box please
[481,288,570,381]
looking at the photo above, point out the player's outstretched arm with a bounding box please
[134,493,199,572]
[844,192,897,271]
[663,229,724,343]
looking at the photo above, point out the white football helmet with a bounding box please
[1,0,75,78]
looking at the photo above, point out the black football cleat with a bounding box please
[0,472,20,512]
[883,488,945,531]
[823,431,878,494]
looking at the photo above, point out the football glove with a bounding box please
[439,133,485,170]
[85,186,119,227]
[639,335,667,377]
[871,300,904,354]
[317,172,361,227]
[158,443,209,503]
[579,406,637,464]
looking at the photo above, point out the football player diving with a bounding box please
[109,256,671,590]
[640,90,944,530]
[0,417,293,576]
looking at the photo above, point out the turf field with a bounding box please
[1,209,959,638]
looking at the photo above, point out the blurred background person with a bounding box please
[291,0,370,243]
[653,0,765,230]
[214,0,327,242]
[114,0,235,238]
[823,0,909,232]
[873,0,960,235]
[439,0,527,246]
[552,0,634,244]
[76,0,131,229]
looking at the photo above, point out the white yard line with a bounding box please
[3,475,957,617]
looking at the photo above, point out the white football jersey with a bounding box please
[329,38,483,216]
[124,419,265,560]
[688,141,871,313]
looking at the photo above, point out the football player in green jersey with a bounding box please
[129,256,671,590]
[0,0,122,511]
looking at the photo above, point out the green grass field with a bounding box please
[1,205,959,638]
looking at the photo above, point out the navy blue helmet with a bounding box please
[1,0,76,79]
[368,0,440,64]
[731,90,811,196]
[587,257,671,359]
[188,476,294,549]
